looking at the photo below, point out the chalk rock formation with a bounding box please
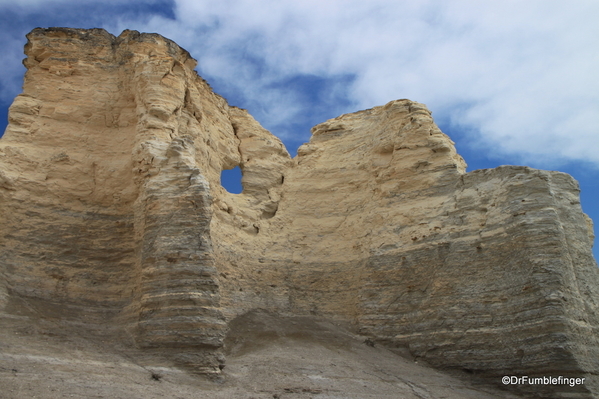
[1,28,599,398]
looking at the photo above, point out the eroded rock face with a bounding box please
[1,28,598,397]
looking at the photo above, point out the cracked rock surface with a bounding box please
[1,27,599,398]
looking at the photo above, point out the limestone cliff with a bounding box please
[1,28,598,398]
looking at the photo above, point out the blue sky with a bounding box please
[0,0,597,259]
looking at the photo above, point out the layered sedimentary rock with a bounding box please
[1,28,599,397]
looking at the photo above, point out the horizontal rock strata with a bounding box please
[1,27,598,397]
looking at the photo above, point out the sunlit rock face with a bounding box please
[1,27,598,397]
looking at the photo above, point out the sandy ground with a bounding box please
[0,310,523,399]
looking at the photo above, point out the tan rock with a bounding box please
[1,27,598,398]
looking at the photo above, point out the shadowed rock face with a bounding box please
[1,27,598,398]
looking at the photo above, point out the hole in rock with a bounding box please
[221,165,243,194]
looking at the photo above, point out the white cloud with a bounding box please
[0,0,160,5]
[1,0,598,168]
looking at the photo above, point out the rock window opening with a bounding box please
[221,165,243,194]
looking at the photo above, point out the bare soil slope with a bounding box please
[0,308,522,399]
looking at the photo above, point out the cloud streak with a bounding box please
[1,0,598,168]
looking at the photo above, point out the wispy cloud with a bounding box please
[1,0,598,168]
